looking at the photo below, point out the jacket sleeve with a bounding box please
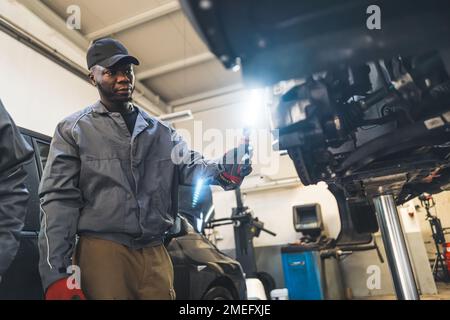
[171,129,222,186]
[38,120,83,291]
[0,167,30,277]
[0,101,34,277]
[0,101,34,173]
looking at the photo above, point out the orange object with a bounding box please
[45,277,86,300]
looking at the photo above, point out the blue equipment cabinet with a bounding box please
[281,246,324,300]
[281,203,345,300]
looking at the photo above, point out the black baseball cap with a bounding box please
[86,38,140,70]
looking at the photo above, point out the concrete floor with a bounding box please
[360,282,450,300]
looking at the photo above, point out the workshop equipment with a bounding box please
[281,203,345,300]
[419,193,450,282]
[444,243,450,274]
[281,246,324,300]
[206,188,277,298]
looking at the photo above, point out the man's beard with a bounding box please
[98,83,133,103]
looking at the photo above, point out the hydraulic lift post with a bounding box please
[372,194,420,300]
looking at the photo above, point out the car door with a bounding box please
[0,130,50,299]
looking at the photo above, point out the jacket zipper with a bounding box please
[130,137,143,240]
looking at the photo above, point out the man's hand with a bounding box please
[216,143,253,191]
[45,277,86,300]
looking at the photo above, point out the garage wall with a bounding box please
[0,30,97,136]
[0,0,97,136]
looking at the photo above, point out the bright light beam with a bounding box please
[243,88,265,128]
[192,178,204,208]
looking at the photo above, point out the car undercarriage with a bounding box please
[181,0,450,299]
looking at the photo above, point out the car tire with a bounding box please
[256,272,276,299]
[203,286,234,300]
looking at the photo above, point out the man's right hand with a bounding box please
[216,143,253,191]
[45,278,86,300]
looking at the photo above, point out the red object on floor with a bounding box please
[45,278,86,300]
[443,243,450,272]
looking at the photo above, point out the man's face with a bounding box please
[90,63,135,103]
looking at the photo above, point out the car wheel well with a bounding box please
[204,277,238,300]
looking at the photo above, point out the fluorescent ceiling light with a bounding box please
[158,110,193,123]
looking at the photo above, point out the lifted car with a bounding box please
[181,0,450,299]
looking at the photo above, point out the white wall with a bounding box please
[398,201,437,295]
[0,31,97,136]
[0,0,98,136]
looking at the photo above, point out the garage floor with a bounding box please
[360,282,450,300]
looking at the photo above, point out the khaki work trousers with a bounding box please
[74,236,176,300]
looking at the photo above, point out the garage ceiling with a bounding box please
[21,0,243,113]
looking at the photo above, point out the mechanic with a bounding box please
[0,101,34,281]
[39,38,252,300]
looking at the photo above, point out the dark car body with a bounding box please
[167,218,246,300]
[181,0,450,244]
[0,127,246,300]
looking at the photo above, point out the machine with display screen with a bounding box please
[293,204,324,239]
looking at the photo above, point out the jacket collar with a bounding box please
[91,100,156,137]
[91,100,110,114]
[133,107,152,138]
[135,105,154,125]
[91,100,154,122]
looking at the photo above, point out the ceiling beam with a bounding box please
[136,52,215,80]
[86,1,180,40]
[16,0,168,115]
[17,0,89,49]
[170,83,244,107]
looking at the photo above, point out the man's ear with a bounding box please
[88,66,98,86]
[88,72,96,87]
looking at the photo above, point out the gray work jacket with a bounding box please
[38,101,222,290]
[0,100,34,277]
